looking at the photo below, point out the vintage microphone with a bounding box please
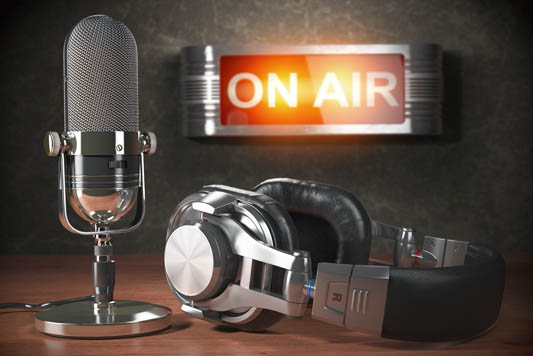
[39,14,171,338]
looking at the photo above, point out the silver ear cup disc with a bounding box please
[164,222,236,301]
[165,225,214,297]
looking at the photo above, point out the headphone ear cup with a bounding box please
[253,178,372,271]
[201,185,299,331]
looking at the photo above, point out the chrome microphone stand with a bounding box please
[36,131,171,338]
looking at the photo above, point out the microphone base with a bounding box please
[34,300,172,338]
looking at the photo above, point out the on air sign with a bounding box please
[220,55,404,125]
[181,45,442,136]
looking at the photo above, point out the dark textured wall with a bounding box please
[1,0,532,255]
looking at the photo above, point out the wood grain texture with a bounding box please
[0,254,531,356]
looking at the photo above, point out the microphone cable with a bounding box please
[0,295,94,310]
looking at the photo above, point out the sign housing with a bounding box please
[181,44,442,136]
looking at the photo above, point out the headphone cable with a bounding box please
[0,295,94,310]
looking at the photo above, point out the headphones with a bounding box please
[164,178,505,341]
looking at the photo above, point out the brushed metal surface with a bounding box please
[164,225,216,298]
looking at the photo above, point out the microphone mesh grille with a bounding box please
[64,15,139,132]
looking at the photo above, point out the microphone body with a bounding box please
[44,15,155,228]
[63,15,141,225]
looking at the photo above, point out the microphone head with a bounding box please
[64,15,139,132]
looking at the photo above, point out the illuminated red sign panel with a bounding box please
[220,54,405,126]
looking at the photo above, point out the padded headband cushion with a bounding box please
[253,178,372,266]
[201,184,298,331]
[382,244,506,341]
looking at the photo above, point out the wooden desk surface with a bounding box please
[0,254,531,356]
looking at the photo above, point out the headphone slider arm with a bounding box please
[311,263,390,335]
[421,236,469,267]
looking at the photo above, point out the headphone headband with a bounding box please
[311,239,505,340]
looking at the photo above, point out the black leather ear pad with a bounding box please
[253,178,372,268]
[382,245,506,341]
[201,185,298,331]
